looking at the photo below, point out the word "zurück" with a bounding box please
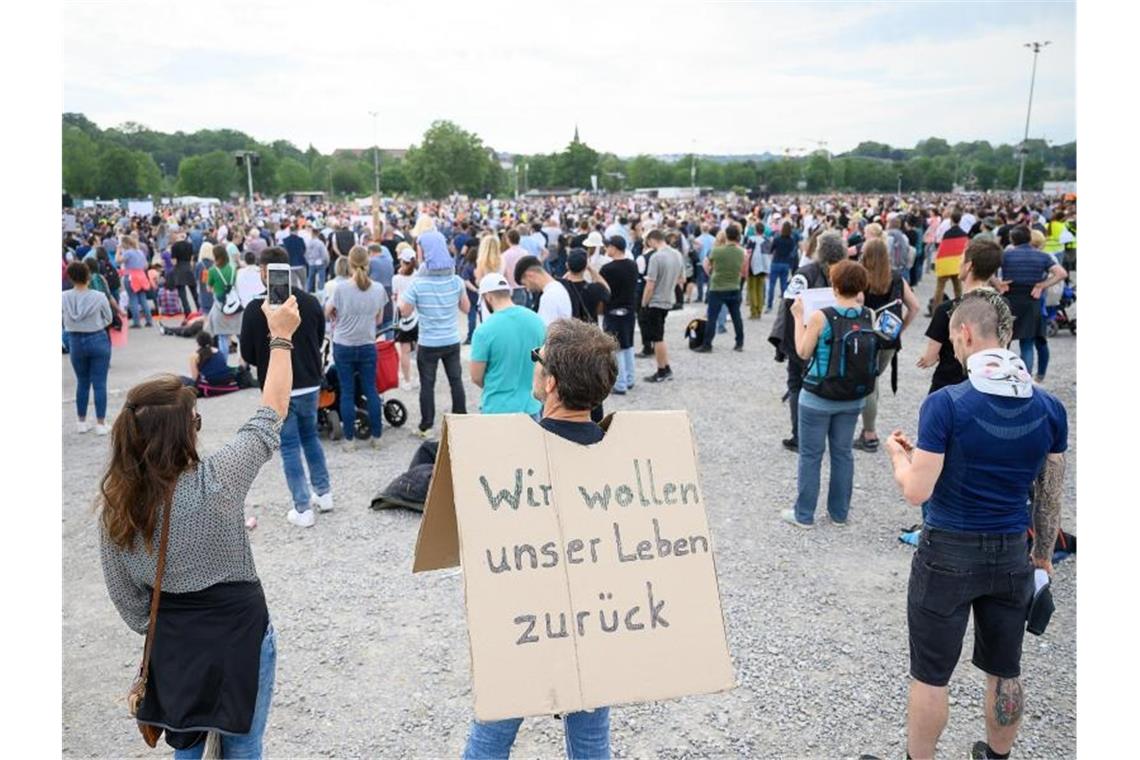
[478,459,700,512]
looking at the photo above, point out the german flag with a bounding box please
[935,227,968,277]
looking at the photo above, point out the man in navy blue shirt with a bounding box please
[885,289,1068,760]
[282,224,309,291]
[1000,225,1067,379]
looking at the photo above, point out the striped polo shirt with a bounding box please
[401,272,464,347]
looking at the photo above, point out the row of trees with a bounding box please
[62,112,1075,200]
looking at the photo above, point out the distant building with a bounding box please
[283,191,326,203]
[333,148,408,161]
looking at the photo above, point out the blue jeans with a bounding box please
[1017,339,1036,376]
[216,331,231,365]
[280,390,330,512]
[307,266,327,293]
[1034,336,1050,378]
[67,331,111,420]
[463,708,610,760]
[695,266,708,301]
[333,342,382,441]
[174,623,276,760]
[703,290,743,348]
[794,394,862,524]
[614,346,635,392]
[466,299,479,342]
[126,277,153,326]
[767,263,791,308]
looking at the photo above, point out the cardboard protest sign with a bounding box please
[414,412,734,721]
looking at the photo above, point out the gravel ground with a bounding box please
[62,275,1077,759]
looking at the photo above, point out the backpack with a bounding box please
[559,279,593,322]
[684,318,706,350]
[100,260,121,291]
[218,266,243,315]
[802,306,880,401]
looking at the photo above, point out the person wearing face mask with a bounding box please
[467,273,547,418]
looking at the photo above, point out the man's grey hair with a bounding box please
[949,288,1013,345]
[816,231,847,266]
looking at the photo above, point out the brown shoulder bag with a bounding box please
[126,497,173,748]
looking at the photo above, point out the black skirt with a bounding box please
[136,581,269,749]
[1006,285,1045,341]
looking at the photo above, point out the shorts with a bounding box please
[641,307,669,343]
[395,325,419,345]
[603,310,636,350]
[907,527,1034,687]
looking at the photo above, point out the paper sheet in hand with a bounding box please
[800,287,837,325]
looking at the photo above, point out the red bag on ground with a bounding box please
[375,339,399,394]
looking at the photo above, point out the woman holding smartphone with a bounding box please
[100,296,300,757]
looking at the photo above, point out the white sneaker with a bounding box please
[780,508,813,529]
[286,507,316,528]
[340,438,358,453]
[94,423,111,436]
[400,379,416,391]
[76,421,93,434]
[311,491,334,513]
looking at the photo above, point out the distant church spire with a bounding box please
[573,124,579,143]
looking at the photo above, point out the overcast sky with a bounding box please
[63,0,1075,157]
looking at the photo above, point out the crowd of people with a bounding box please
[66,187,1076,759]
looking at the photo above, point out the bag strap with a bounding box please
[138,497,173,685]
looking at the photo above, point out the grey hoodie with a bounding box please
[62,288,113,333]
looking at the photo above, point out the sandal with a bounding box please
[852,433,880,452]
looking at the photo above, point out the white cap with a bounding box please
[398,248,416,263]
[478,273,511,296]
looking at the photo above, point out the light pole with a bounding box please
[524,162,529,195]
[897,173,902,196]
[690,139,696,197]
[368,111,380,196]
[368,111,380,237]
[1017,41,1051,195]
[234,150,258,209]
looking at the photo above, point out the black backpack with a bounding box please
[802,306,879,401]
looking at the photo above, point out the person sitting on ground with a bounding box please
[461,317,617,760]
[181,331,238,389]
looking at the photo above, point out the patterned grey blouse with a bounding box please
[100,407,283,633]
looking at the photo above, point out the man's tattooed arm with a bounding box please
[1031,453,1066,572]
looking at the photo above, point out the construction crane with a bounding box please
[781,146,806,159]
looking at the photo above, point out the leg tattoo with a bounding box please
[993,678,1024,727]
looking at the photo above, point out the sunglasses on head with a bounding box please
[530,347,545,365]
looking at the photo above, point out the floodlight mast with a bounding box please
[1017,41,1051,196]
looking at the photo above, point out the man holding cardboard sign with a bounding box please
[414,319,734,759]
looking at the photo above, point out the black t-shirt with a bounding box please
[925,298,966,393]
[239,290,325,391]
[171,239,195,265]
[539,417,605,445]
[599,258,638,311]
[997,225,1013,248]
[561,278,609,323]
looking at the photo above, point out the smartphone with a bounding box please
[267,263,291,308]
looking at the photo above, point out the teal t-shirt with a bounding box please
[470,305,547,415]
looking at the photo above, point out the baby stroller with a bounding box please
[1045,282,1076,337]
[317,331,408,440]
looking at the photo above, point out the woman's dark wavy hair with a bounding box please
[99,374,199,552]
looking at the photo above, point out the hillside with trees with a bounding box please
[62,113,1075,200]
